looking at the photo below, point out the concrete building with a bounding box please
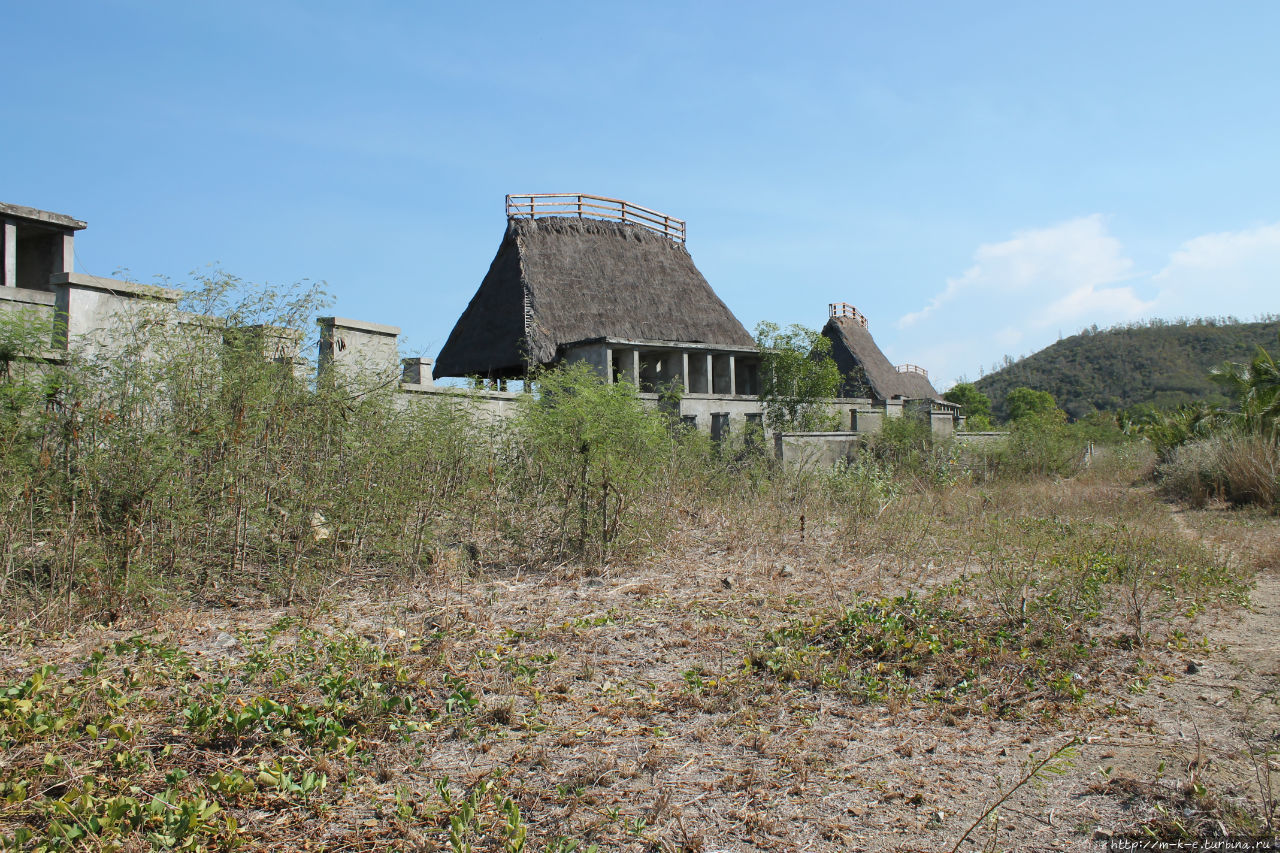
[1,202,186,361]
[1,196,964,451]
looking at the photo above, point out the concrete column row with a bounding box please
[603,346,756,396]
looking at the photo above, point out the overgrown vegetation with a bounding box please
[0,278,716,615]
[942,382,992,430]
[1138,334,1280,511]
[752,321,841,433]
[751,497,1243,715]
[0,279,1275,850]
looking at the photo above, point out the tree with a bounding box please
[1210,333,1280,438]
[1005,387,1062,423]
[943,382,992,430]
[753,321,841,432]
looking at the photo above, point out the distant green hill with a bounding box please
[972,318,1280,421]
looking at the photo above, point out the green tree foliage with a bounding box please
[1137,333,1280,457]
[1005,387,1062,423]
[1209,333,1280,438]
[753,321,841,432]
[513,362,676,562]
[943,382,992,430]
[1133,403,1222,461]
[1141,334,1280,510]
[974,317,1280,420]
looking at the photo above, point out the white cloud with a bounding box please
[1150,222,1280,319]
[894,216,1280,387]
[898,215,1137,329]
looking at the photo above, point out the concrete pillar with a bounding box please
[401,357,434,386]
[729,355,737,396]
[53,233,75,276]
[703,354,713,394]
[317,316,401,377]
[1,219,15,287]
[680,352,690,392]
[605,347,615,383]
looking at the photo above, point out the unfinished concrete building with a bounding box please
[823,302,960,435]
[0,202,189,361]
[436,195,761,387]
[3,195,964,452]
[435,194,768,433]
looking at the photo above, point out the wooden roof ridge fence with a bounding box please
[829,302,869,329]
[896,363,928,377]
[505,193,687,243]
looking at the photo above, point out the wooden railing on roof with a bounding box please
[896,363,928,378]
[829,302,869,328]
[505,194,686,243]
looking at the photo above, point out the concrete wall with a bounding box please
[953,431,1009,448]
[401,357,434,386]
[0,287,62,367]
[774,432,862,469]
[0,285,57,329]
[49,273,184,358]
[563,341,610,375]
[396,382,523,421]
[658,392,764,436]
[850,408,883,433]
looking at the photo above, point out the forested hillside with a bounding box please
[974,318,1280,420]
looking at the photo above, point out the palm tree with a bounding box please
[1210,333,1280,439]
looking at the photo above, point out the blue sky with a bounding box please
[7,1,1279,386]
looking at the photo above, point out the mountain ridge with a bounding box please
[972,317,1280,421]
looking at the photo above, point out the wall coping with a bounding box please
[318,316,401,336]
[398,383,522,402]
[0,288,57,307]
[49,272,183,302]
[0,203,86,231]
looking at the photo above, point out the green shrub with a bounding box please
[944,381,992,429]
[1003,412,1088,477]
[508,362,678,563]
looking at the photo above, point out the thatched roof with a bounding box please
[894,369,942,401]
[435,217,755,378]
[823,315,941,402]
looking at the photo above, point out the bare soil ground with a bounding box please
[1,475,1277,851]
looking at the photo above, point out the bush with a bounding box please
[1003,412,1089,478]
[753,321,841,432]
[507,362,679,563]
[0,276,502,611]
[1158,433,1279,510]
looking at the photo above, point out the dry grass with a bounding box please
[1,457,1277,851]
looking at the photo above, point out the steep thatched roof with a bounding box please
[823,315,941,402]
[894,369,942,401]
[435,217,755,378]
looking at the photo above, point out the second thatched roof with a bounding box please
[435,217,755,378]
[823,314,941,402]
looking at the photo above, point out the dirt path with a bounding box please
[1073,508,1280,847]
